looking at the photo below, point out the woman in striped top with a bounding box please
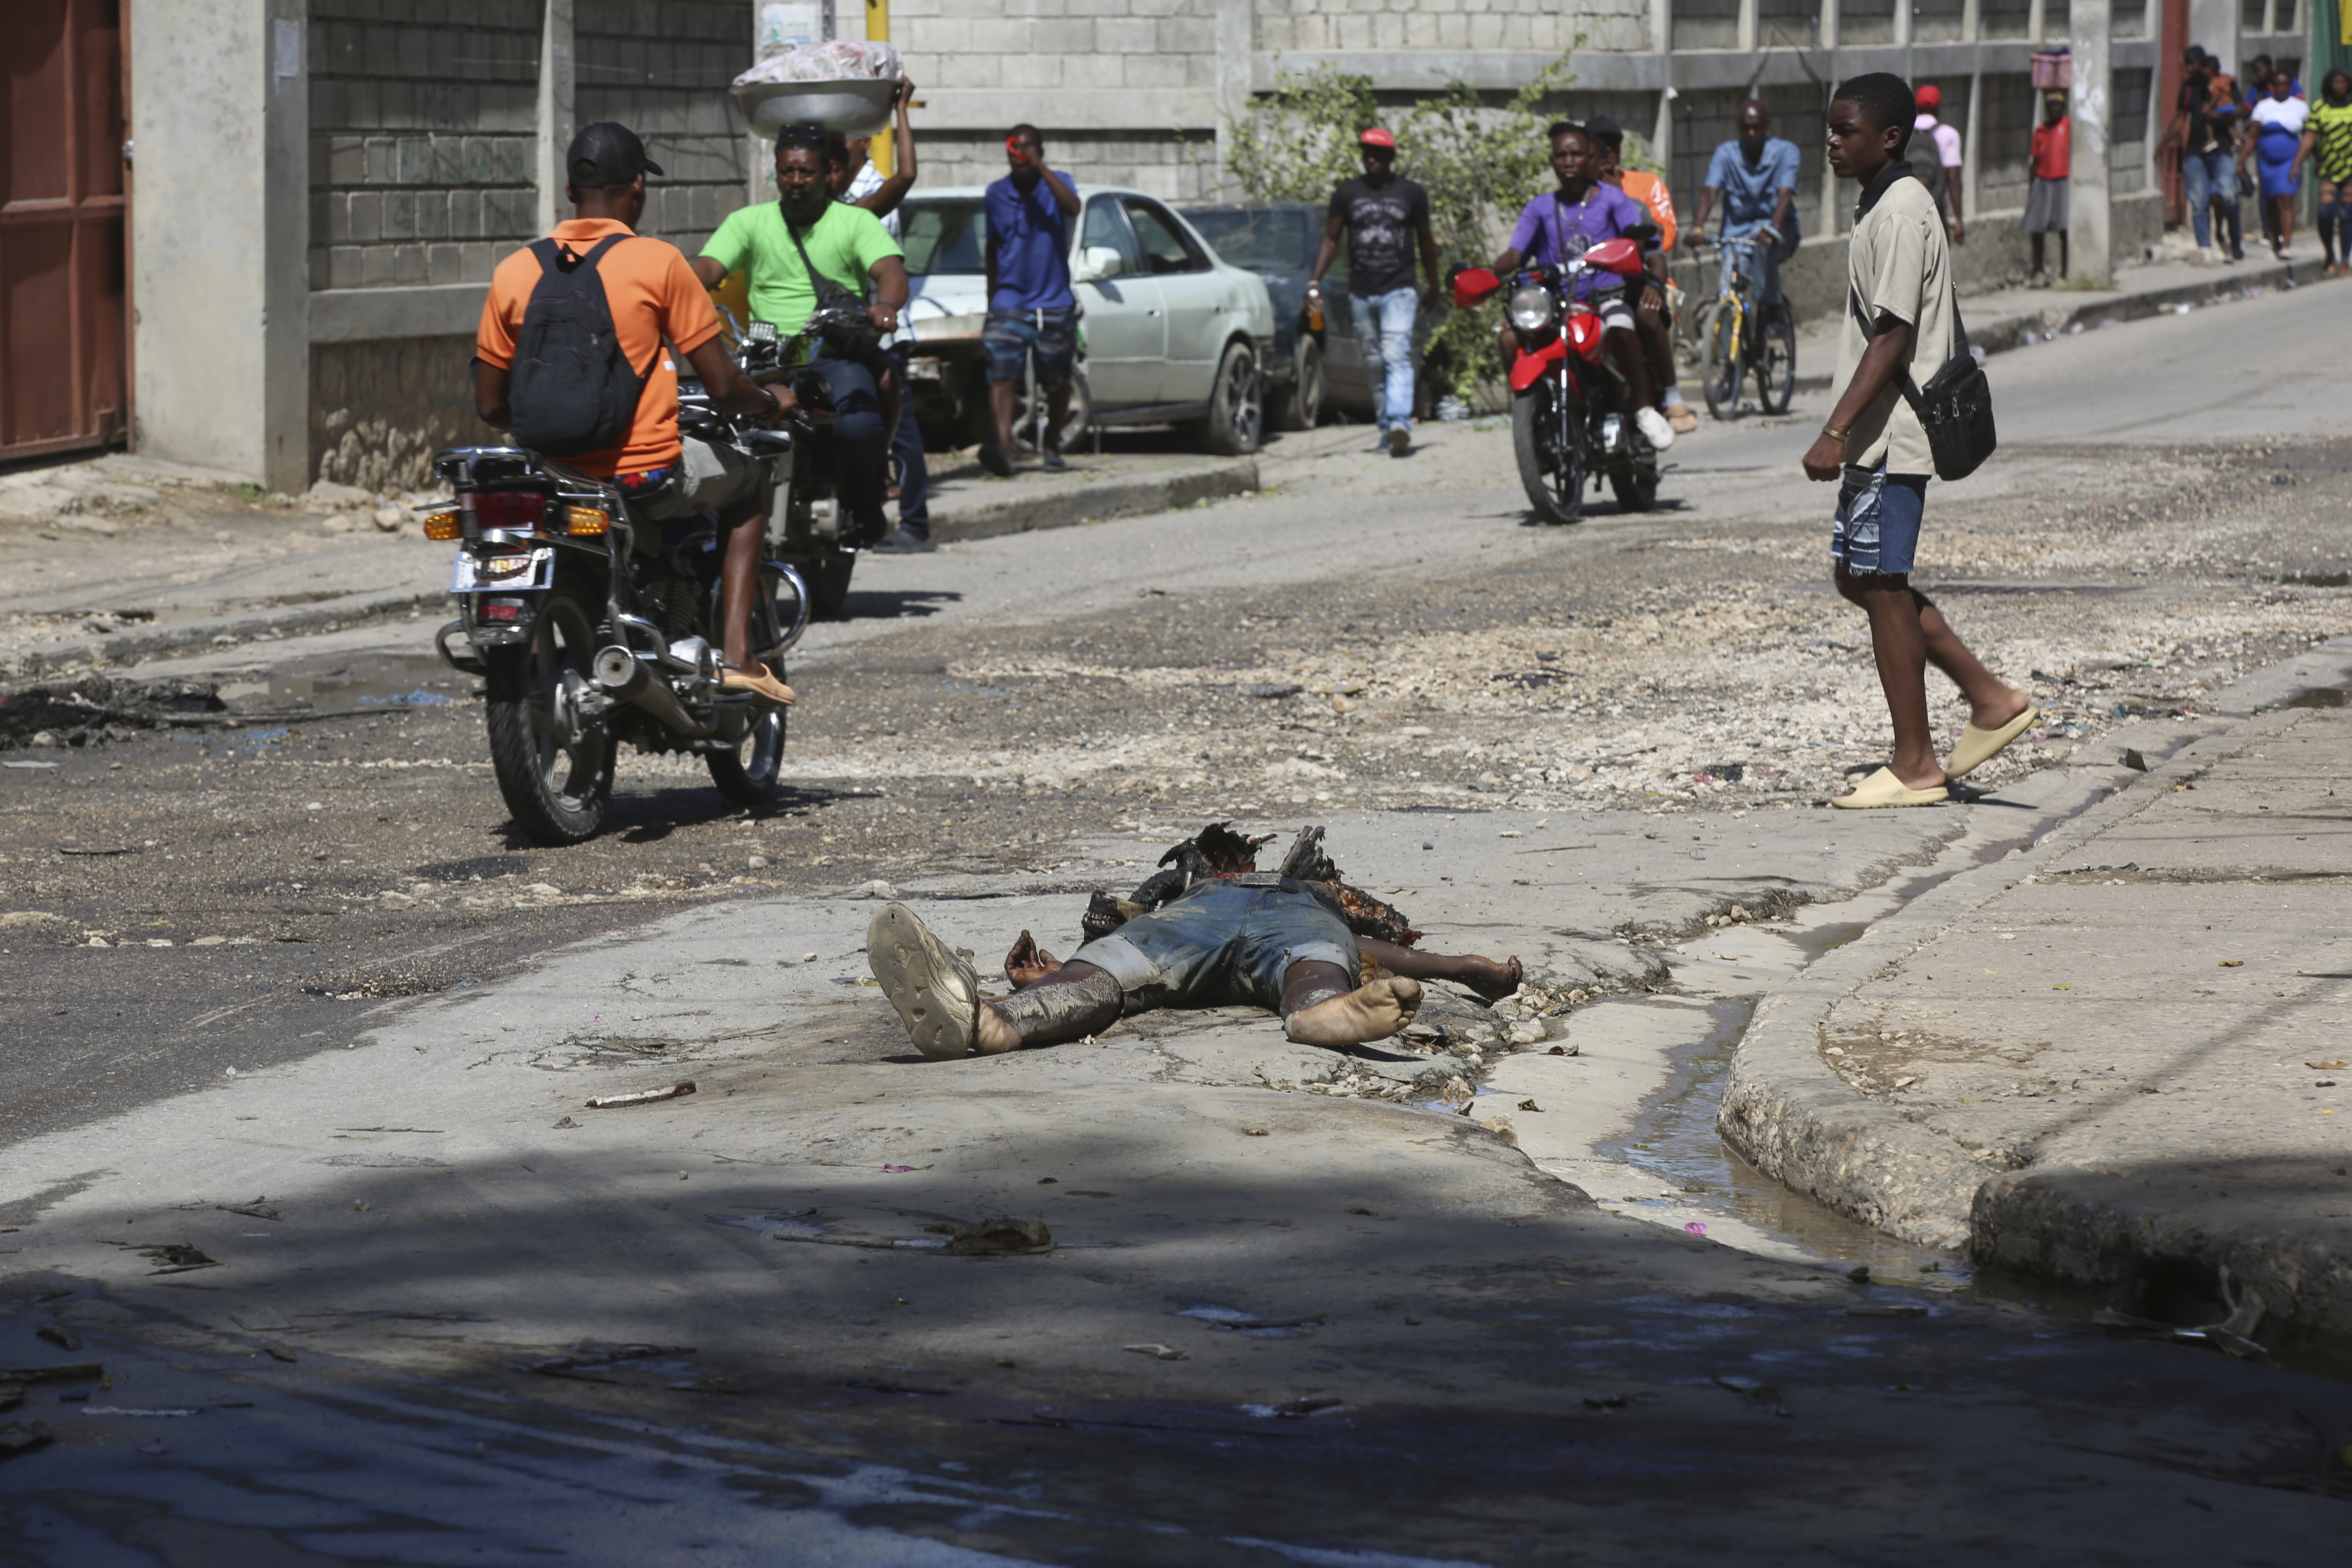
[2299,70,2352,276]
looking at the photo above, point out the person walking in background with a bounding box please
[2301,70,2352,276]
[2243,71,2312,261]
[2174,47,2246,264]
[841,79,934,553]
[2024,93,2070,284]
[1307,128,1440,458]
[980,125,1080,478]
[1586,114,1697,434]
[1690,100,1802,330]
[1910,85,1966,244]
[1801,74,2033,810]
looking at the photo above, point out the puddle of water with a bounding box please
[2283,686,2349,709]
[1598,998,1973,1290]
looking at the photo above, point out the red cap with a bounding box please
[1915,84,1942,111]
[1358,127,1395,149]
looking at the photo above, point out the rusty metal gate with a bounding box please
[2,0,127,462]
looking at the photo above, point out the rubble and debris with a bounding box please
[33,1328,78,1352]
[1123,1343,1187,1360]
[584,1081,696,1109]
[0,1364,103,1385]
[136,1244,217,1275]
[0,677,225,750]
[946,1216,1053,1255]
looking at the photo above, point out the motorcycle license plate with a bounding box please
[452,546,554,594]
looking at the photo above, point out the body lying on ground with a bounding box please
[865,824,1522,1060]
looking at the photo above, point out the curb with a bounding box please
[8,586,448,679]
[1718,638,2352,1336]
[927,457,1257,545]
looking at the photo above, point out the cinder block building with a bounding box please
[5,0,2334,492]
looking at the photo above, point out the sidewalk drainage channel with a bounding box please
[1598,996,1974,1289]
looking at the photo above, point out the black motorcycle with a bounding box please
[427,399,815,845]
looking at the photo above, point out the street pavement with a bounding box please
[2,279,2352,1559]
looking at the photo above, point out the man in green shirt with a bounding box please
[693,122,910,547]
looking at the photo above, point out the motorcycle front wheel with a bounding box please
[484,586,615,846]
[1511,378,1583,526]
[1609,460,1660,513]
[1699,301,1743,420]
[708,577,790,808]
[803,549,856,620]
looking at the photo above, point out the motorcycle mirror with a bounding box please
[1581,237,1646,277]
[1451,267,1501,308]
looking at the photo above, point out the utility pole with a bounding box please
[2069,0,2114,285]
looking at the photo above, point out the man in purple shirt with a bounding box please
[1491,122,1674,451]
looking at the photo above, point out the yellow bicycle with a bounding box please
[1695,234,1796,420]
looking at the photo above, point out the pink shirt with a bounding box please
[1913,113,1964,169]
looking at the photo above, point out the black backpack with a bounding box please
[507,235,648,457]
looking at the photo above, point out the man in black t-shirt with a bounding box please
[1307,128,1440,457]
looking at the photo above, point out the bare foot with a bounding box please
[1458,956,1523,1002]
[1286,976,1424,1046]
[1004,930,1062,987]
[974,1002,1020,1055]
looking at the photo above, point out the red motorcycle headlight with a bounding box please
[471,492,547,530]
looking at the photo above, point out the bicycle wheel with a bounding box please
[1753,303,1797,416]
[1699,300,1743,420]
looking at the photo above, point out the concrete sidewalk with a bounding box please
[1722,638,2352,1345]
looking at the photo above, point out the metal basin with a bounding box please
[733,78,896,138]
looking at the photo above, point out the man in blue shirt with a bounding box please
[980,123,1080,476]
[1691,99,1803,323]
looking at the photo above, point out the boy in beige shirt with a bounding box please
[1801,74,2035,808]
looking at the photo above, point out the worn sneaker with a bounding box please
[1633,405,1675,452]
[1387,423,1411,457]
[866,902,981,1061]
[1041,448,1068,472]
[872,527,935,554]
[976,442,1013,478]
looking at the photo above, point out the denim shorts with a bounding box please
[982,305,1077,389]
[1069,878,1359,1015]
[1831,463,1929,577]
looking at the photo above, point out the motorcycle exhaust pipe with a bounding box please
[593,645,717,738]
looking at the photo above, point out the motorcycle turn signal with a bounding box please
[421,509,460,541]
[565,506,610,537]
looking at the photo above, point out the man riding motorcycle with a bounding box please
[472,121,794,704]
[1492,122,1675,452]
[691,121,909,557]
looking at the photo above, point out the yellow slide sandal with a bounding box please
[1831,767,1949,809]
[1945,706,2040,780]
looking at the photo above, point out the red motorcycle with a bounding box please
[1455,236,1659,526]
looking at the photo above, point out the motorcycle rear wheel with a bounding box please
[1511,379,1583,526]
[1699,301,1743,420]
[484,586,615,846]
[1012,367,1094,455]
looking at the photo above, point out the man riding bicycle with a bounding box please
[691,121,911,556]
[473,122,794,704]
[1690,99,1802,323]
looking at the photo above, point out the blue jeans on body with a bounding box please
[1068,878,1360,1017]
[884,344,930,537]
[1350,286,1419,434]
[2183,148,2243,253]
[806,355,888,543]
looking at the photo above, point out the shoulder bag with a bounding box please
[1849,263,1997,481]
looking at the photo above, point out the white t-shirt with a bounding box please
[1913,113,1964,169]
[2252,95,2312,141]
[844,161,915,347]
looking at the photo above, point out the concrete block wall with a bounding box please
[892,0,1221,94]
[308,0,543,293]
[914,132,1221,203]
[312,334,481,490]
[1255,0,1649,56]
[575,0,752,254]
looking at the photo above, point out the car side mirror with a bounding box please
[1073,244,1128,283]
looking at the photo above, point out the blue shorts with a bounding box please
[1831,464,1928,577]
[982,304,1077,389]
[1069,878,1359,1016]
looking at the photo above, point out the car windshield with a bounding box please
[1183,207,1312,272]
[898,200,987,276]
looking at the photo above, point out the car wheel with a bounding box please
[1270,336,1325,431]
[1198,340,1261,456]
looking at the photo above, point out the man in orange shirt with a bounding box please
[1586,116,1696,434]
[474,122,793,702]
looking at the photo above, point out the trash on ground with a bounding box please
[946,1216,1052,1255]
[1847,1302,1929,1317]
[33,1327,79,1352]
[0,1423,51,1459]
[79,1406,198,1417]
[1,1364,102,1385]
[584,1081,696,1109]
[136,1243,217,1275]
[1123,1343,1187,1361]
